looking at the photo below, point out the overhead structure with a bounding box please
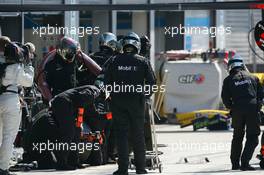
[0,1,264,12]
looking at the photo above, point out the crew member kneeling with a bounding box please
[50,85,105,170]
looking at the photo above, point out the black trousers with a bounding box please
[103,119,114,163]
[107,123,117,159]
[230,108,260,165]
[111,95,146,172]
[51,96,80,167]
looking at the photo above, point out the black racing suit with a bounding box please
[105,52,156,173]
[90,50,113,69]
[44,54,77,96]
[221,68,263,166]
[44,54,97,97]
[51,85,100,169]
[90,50,115,164]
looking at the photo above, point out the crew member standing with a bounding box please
[0,39,34,175]
[139,35,156,151]
[37,36,101,102]
[90,32,117,68]
[221,53,263,171]
[105,32,156,175]
[90,32,118,164]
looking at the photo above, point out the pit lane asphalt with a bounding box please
[17,125,264,175]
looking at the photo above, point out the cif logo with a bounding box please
[178,74,205,84]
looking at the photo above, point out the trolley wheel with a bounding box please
[260,159,264,169]
[158,164,163,173]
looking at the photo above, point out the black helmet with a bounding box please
[99,32,117,52]
[122,32,141,54]
[227,53,244,72]
[57,36,80,63]
[22,42,36,60]
[140,35,151,57]
[4,42,24,63]
[116,39,123,54]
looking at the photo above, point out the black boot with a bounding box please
[76,164,86,169]
[55,164,76,171]
[240,164,256,171]
[231,163,240,170]
[113,169,128,175]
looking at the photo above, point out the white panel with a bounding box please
[163,61,222,113]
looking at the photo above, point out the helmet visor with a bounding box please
[60,48,76,62]
[99,34,117,51]
[123,39,140,53]
[228,62,244,72]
